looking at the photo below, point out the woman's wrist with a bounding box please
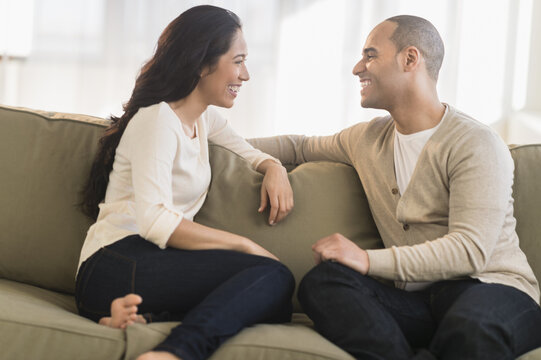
[256,158,283,174]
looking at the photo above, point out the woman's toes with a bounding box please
[124,294,143,306]
[99,317,112,326]
[106,294,145,329]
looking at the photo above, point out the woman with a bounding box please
[77,5,295,360]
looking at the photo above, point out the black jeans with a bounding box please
[76,235,295,360]
[298,261,541,360]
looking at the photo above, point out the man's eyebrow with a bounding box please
[363,47,377,55]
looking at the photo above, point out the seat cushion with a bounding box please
[125,311,541,360]
[0,278,355,360]
[0,279,125,360]
[519,348,541,360]
[124,313,354,360]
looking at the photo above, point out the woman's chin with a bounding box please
[216,100,235,109]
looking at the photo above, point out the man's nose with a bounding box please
[352,58,366,76]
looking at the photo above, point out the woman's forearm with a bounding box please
[167,218,248,251]
[166,218,279,260]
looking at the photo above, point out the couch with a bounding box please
[0,104,540,360]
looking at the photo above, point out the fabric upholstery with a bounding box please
[0,105,107,294]
[0,279,125,360]
[510,144,541,292]
[0,104,539,359]
[195,144,383,311]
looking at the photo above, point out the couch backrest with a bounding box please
[510,144,541,286]
[0,105,107,294]
[0,105,382,305]
[1,105,539,307]
[194,145,383,310]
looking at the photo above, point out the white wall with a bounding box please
[1,0,541,143]
[506,0,541,144]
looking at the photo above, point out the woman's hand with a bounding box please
[257,160,294,225]
[243,239,279,261]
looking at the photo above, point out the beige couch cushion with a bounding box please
[0,279,125,360]
[510,144,541,289]
[2,277,541,360]
[195,144,383,310]
[124,316,355,360]
[0,105,107,294]
[0,277,357,360]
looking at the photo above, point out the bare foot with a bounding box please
[136,351,181,360]
[98,294,147,329]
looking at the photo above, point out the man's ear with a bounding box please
[403,46,421,72]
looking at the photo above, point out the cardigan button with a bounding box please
[391,188,399,195]
[403,224,410,231]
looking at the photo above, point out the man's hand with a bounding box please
[257,160,294,225]
[312,233,370,275]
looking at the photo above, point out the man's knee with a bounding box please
[298,261,365,304]
[299,262,337,291]
[432,285,522,356]
[432,284,541,359]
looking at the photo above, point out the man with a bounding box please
[252,15,541,359]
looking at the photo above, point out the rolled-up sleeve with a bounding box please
[128,114,183,249]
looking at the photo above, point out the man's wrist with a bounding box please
[365,248,396,278]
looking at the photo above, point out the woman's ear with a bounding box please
[200,66,210,77]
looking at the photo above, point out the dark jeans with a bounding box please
[75,235,295,360]
[298,261,541,360]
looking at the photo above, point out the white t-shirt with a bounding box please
[78,102,278,272]
[393,106,447,291]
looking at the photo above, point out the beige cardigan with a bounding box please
[250,105,540,304]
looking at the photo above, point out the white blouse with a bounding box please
[78,102,278,271]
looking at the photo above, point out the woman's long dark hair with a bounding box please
[81,5,242,219]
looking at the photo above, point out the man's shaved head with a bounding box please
[385,15,444,81]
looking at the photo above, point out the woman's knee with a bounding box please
[264,259,296,296]
[244,256,295,298]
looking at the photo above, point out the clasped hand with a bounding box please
[312,233,370,275]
